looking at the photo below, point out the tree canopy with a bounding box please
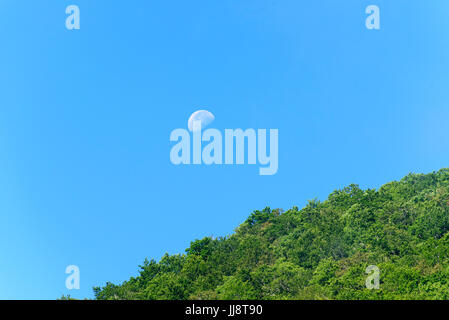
[93,169,449,300]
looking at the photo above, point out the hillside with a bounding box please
[93,169,449,300]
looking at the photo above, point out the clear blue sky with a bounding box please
[0,0,448,299]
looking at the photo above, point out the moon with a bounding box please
[188,110,215,132]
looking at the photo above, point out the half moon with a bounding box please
[188,110,215,132]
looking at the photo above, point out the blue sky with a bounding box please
[0,0,448,299]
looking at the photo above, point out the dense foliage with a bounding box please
[93,169,449,300]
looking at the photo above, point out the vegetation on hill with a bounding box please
[93,169,449,300]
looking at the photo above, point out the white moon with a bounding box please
[188,110,215,132]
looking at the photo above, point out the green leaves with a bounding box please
[216,276,257,300]
[94,168,449,300]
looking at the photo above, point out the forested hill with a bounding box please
[93,169,449,300]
